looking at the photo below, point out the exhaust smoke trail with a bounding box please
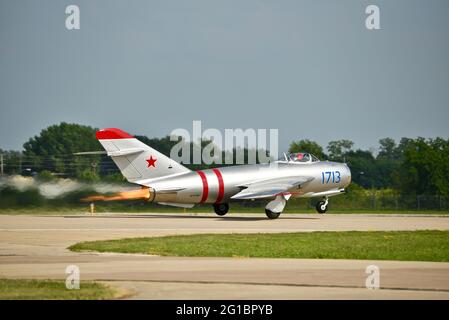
[0,175,133,199]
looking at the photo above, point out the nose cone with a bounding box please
[343,163,352,187]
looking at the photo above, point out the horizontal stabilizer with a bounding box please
[73,151,107,155]
[107,148,145,157]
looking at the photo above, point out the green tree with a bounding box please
[345,149,377,188]
[77,168,100,182]
[378,138,397,160]
[327,140,354,161]
[23,122,100,177]
[376,138,401,188]
[0,149,23,175]
[36,170,55,182]
[289,139,326,159]
[397,137,449,195]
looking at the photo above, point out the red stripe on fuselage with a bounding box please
[213,169,224,204]
[197,170,209,203]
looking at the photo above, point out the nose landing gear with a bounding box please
[213,203,229,216]
[316,197,329,214]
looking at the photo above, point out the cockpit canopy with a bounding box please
[279,152,320,163]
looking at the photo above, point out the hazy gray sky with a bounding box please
[1,0,448,153]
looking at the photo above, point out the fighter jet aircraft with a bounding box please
[91,128,351,219]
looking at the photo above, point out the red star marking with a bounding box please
[146,156,157,168]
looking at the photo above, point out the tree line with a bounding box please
[1,122,448,196]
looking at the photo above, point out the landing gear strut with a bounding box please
[213,203,229,216]
[316,197,329,214]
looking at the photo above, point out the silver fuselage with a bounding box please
[139,161,351,205]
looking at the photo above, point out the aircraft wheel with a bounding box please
[316,201,328,214]
[265,209,281,219]
[213,203,229,216]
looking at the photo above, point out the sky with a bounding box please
[1,0,448,154]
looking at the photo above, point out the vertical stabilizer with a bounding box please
[96,128,190,183]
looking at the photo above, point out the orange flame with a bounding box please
[81,187,151,202]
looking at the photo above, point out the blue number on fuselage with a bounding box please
[335,171,341,183]
[321,171,340,184]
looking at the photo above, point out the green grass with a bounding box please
[0,279,119,300]
[70,230,449,262]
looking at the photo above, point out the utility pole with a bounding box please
[0,154,4,176]
[91,162,98,175]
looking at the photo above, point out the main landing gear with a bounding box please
[213,203,229,216]
[265,209,281,219]
[316,197,329,214]
[264,195,289,219]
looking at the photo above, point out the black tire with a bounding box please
[265,209,281,219]
[316,201,328,214]
[213,203,229,216]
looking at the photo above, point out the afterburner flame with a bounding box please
[81,187,151,202]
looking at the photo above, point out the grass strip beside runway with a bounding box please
[70,230,449,262]
[0,279,118,300]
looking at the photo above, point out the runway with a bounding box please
[1,213,449,299]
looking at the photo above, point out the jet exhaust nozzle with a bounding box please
[81,186,152,202]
